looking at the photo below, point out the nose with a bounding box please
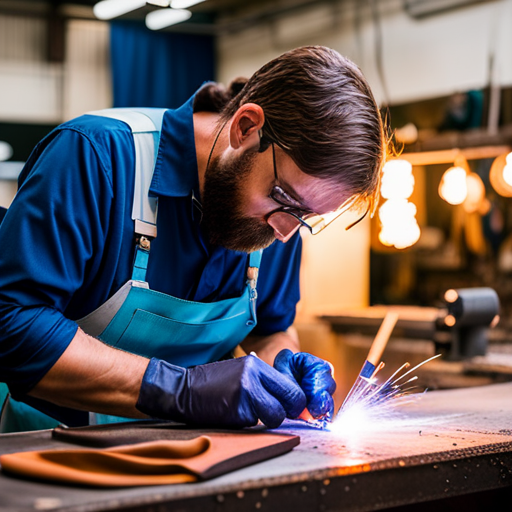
[267,212,301,243]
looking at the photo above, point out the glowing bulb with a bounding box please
[445,314,456,327]
[444,289,458,303]
[382,159,412,175]
[378,199,416,224]
[439,166,467,205]
[381,159,414,200]
[393,223,421,250]
[490,153,512,198]
[93,0,146,20]
[378,198,420,249]
[145,8,192,29]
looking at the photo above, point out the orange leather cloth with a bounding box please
[0,431,299,487]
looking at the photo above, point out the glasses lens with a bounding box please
[267,211,302,242]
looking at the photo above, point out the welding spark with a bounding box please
[329,354,441,436]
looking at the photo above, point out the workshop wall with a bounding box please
[0,14,61,123]
[0,13,111,208]
[216,0,512,106]
[63,19,111,121]
[0,15,110,124]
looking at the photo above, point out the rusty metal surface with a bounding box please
[1,382,512,512]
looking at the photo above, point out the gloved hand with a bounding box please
[273,349,336,421]
[136,355,307,429]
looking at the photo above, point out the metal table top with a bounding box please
[1,382,512,512]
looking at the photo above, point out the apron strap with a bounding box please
[246,249,263,294]
[85,108,166,239]
[249,250,263,268]
[86,108,167,282]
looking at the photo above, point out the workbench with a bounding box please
[1,382,512,512]
[321,306,512,393]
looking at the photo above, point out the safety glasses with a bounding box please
[266,144,368,242]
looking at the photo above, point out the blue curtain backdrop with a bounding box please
[110,21,215,108]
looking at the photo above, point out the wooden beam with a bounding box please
[398,145,511,166]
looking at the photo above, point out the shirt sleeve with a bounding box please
[0,128,114,396]
[252,232,302,335]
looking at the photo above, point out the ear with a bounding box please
[229,103,265,151]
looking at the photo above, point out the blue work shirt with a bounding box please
[0,94,302,397]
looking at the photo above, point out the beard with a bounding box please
[201,150,276,253]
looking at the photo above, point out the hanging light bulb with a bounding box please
[490,153,512,198]
[381,159,414,200]
[378,207,421,249]
[439,166,467,205]
[378,159,421,250]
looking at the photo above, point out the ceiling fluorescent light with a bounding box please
[145,8,192,30]
[93,0,146,20]
[170,0,206,8]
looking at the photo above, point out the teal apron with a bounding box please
[1,109,261,432]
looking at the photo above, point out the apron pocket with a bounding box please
[107,309,250,367]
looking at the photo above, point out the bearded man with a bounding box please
[0,46,385,433]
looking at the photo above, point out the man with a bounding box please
[0,46,385,432]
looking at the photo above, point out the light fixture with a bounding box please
[145,8,192,29]
[93,0,146,20]
[170,0,206,8]
[490,152,512,198]
[380,159,415,200]
[438,166,467,205]
[378,159,421,249]
[378,199,421,249]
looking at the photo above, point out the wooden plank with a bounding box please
[398,145,511,166]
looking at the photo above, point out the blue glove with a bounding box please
[274,349,336,421]
[136,356,307,429]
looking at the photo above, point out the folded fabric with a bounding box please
[0,431,299,487]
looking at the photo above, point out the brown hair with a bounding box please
[212,46,387,215]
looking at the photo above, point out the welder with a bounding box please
[0,46,385,433]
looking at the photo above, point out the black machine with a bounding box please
[436,287,500,361]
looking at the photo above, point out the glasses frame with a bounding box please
[266,143,368,234]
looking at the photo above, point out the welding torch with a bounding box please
[336,311,399,416]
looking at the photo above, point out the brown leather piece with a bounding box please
[0,427,300,487]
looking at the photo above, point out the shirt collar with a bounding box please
[149,94,199,198]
